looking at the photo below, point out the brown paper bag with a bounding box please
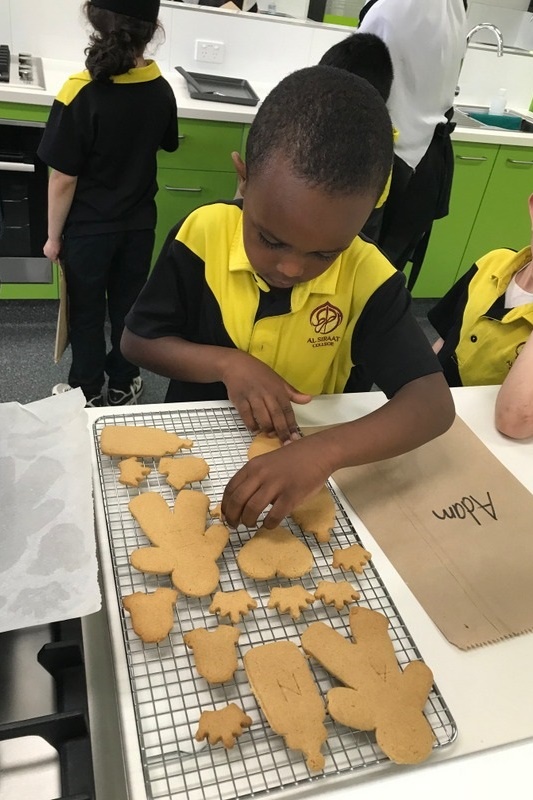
[303,417,533,650]
[54,265,69,364]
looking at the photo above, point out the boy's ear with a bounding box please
[231,151,247,195]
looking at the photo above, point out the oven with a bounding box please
[0,118,50,285]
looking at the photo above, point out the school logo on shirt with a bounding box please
[309,301,343,334]
[307,301,343,348]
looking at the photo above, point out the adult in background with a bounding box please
[358,0,468,288]
[38,0,179,408]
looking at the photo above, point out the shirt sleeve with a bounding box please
[427,264,477,339]
[37,88,93,176]
[351,270,442,398]
[160,80,180,153]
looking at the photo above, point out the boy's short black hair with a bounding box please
[319,32,393,102]
[246,65,393,204]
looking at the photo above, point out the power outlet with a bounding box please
[194,39,225,64]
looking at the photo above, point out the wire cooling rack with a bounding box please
[93,406,457,800]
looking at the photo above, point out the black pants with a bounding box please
[62,229,154,399]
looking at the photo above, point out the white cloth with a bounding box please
[505,269,533,308]
[358,0,468,170]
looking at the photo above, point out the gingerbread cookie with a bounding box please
[247,432,284,460]
[122,587,178,643]
[291,485,336,543]
[183,625,241,684]
[301,607,435,765]
[129,490,229,597]
[210,502,222,519]
[101,424,193,458]
[247,434,336,543]
[237,526,314,580]
[195,703,252,749]
[118,457,151,488]
[244,641,327,771]
[158,455,210,490]
[267,586,316,620]
[332,543,372,574]
[314,580,360,611]
[209,589,258,624]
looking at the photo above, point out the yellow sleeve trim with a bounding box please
[375,127,399,209]
[56,70,92,106]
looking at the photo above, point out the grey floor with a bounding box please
[0,298,438,406]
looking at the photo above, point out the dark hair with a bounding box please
[319,32,393,102]
[246,65,393,203]
[83,2,161,82]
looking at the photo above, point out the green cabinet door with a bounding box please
[458,145,533,277]
[411,142,498,298]
[154,168,237,262]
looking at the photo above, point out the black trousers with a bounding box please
[62,229,154,398]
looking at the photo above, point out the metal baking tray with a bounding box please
[94,406,457,800]
[175,66,259,106]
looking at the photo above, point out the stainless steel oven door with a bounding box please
[0,119,51,284]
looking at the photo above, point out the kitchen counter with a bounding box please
[83,385,533,800]
[2,57,533,146]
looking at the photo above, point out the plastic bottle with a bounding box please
[489,87,507,116]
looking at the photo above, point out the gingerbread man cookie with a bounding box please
[129,490,229,597]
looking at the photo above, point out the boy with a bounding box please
[122,66,454,528]
[429,193,533,440]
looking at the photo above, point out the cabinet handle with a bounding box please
[164,185,202,192]
[456,155,488,161]
[506,159,533,166]
[178,134,185,140]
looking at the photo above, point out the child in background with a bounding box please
[38,0,179,407]
[429,194,533,440]
[122,66,455,528]
[319,31,394,104]
[319,32,395,251]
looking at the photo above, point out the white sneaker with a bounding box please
[107,376,144,406]
[52,383,103,407]
[52,383,73,395]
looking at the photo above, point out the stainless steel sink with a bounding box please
[454,104,533,133]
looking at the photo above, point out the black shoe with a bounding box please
[108,376,144,406]
[85,394,104,408]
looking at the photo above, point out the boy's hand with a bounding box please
[221,437,329,529]
[222,352,312,443]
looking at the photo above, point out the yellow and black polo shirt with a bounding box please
[428,246,533,386]
[37,61,179,235]
[126,200,442,402]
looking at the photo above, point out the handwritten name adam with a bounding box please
[432,492,497,527]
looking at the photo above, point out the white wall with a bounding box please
[3,0,533,110]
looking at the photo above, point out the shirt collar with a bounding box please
[490,246,531,294]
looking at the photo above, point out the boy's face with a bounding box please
[234,153,378,289]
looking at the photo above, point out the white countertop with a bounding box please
[83,385,533,800]
[2,57,533,146]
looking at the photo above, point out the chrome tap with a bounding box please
[466,23,504,57]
